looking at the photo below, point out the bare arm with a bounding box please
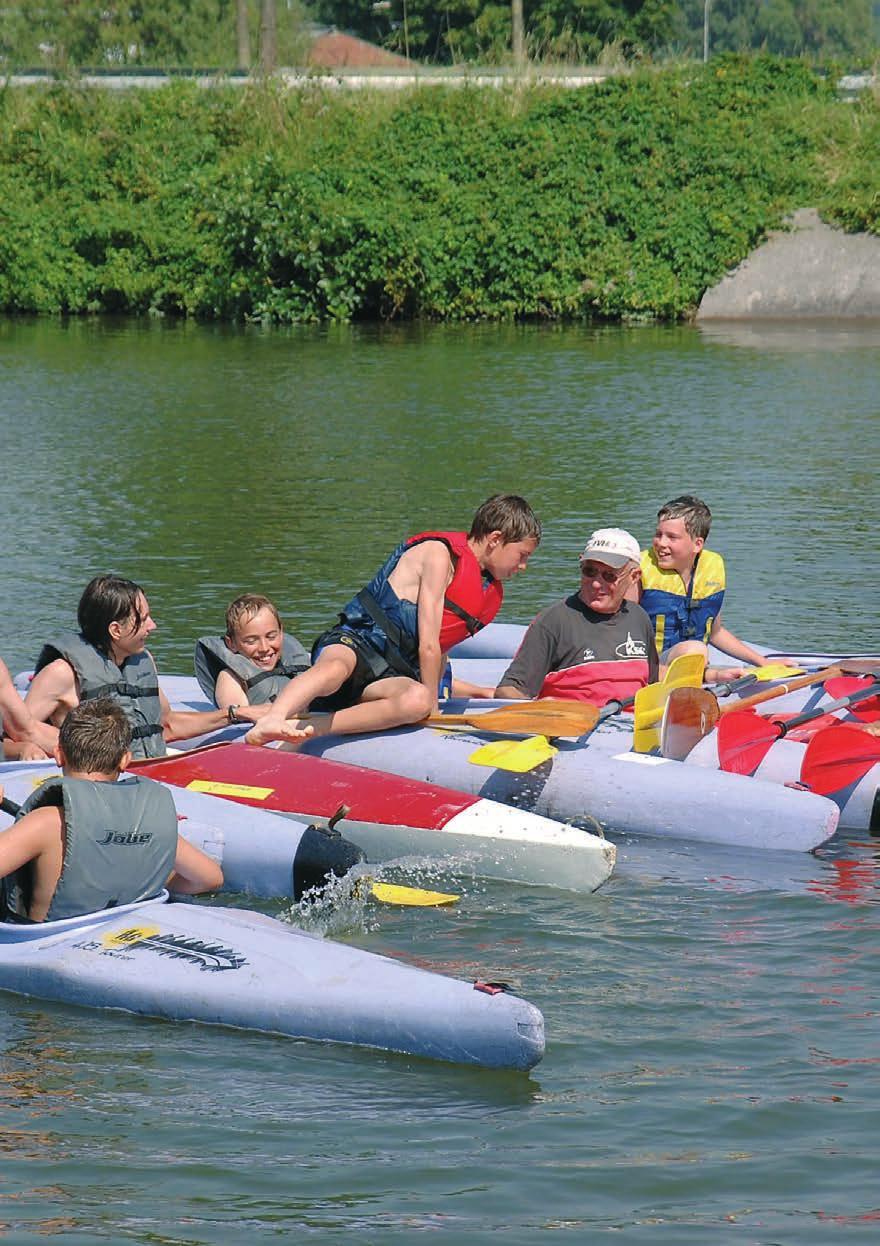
[415,544,453,714]
[451,676,498,699]
[158,687,263,742]
[0,799,64,920]
[708,615,771,667]
[166,834,224,895]
[214,668,248,710]
[22,658,78,730]
[0,661,59,758]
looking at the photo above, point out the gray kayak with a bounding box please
[0,893,544,1069]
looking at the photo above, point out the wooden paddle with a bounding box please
[717,678,880,775]
[426,699,602,740]
[660,660,880,761]
[468,654,707,771]
[799,720,880,796]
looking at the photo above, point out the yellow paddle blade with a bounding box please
[752,663,804,681]
[632,653,707,752]
[369,881,460,907]
[467,734,559,772]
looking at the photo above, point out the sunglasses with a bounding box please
[580,561,629,585]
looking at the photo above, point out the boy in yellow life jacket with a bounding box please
[636,495,770,679]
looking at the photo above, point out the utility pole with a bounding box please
[237,0,251,70]
[703,0,711,63]
[511,0,525,67]
[260,0,277,73]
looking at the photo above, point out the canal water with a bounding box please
[0,317,878,1243]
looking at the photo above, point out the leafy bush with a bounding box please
[0,58,875,322]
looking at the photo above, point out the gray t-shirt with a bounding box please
[499,595,658,704]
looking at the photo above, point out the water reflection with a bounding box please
[698,320,880,352]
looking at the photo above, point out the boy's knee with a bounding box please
[398,682,433,723]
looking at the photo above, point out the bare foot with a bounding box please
[245,718,315,747]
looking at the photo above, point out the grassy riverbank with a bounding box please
[1,56,877,322]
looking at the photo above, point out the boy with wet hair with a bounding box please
[0,699,222,923]
[247,493,541,747]
[194,593,310,711]
[638,494,769,676]
[22,574,262,759]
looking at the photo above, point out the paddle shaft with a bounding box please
[771,679,880,738]
[1,796,21,817]
[721,665,843,714]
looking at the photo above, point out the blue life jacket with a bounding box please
[639,548,726,653]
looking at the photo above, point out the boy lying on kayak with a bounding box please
[247,494,541,747]
[635,494,771,681]
[194,593,311,714]
[12,574,265,761]
[494,527,659,706]
[0,699,222,923]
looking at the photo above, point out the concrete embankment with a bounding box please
[698,208,880,319]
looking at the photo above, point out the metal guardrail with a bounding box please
[3,65,613,90]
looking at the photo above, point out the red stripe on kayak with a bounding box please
[132,743,480,829]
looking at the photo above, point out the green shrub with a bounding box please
[0,58,875,322]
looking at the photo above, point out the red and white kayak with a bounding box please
[132,743,616,894]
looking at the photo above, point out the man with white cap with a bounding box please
[495,528,658,706]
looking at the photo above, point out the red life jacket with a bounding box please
[407,531,504,653]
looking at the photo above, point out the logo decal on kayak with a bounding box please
[100,925,247,972]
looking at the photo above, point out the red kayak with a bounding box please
[132,743,615,893]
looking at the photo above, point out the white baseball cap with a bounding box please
[579,528,641,569]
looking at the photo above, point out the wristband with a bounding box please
[227,705,241,725]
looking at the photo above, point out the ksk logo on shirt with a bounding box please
[581,648,596,662]
[615,633,648,659]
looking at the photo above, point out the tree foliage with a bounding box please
[673,0,875,60]
[0,0,309,70]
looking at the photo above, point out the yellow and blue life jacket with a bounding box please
[639,548,726,653]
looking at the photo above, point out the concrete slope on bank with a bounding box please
[698,208,880,319]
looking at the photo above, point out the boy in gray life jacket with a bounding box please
[12,574,267,762]
[194,594,311,713]
[0,699,223,923]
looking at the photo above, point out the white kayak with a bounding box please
[0,893,544,1069]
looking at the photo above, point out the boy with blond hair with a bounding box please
[638,495,769,676]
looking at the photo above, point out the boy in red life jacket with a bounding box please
[246,494,541,747]
[495,528,658,707]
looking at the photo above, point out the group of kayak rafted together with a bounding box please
[0,489,877,1068]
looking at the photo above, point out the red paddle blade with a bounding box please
[717,709,783,775]
[800,723,880,796]
[823,676,880,723]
